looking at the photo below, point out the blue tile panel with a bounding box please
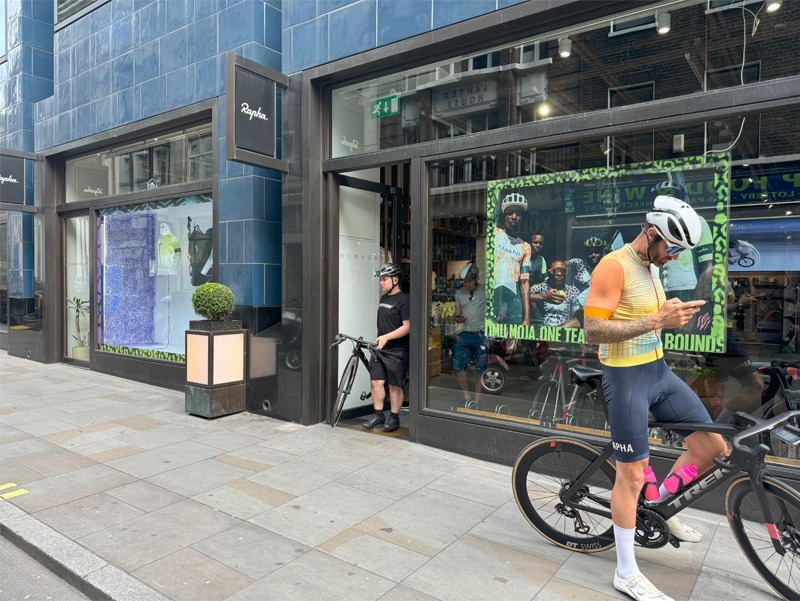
[1,0,54,152]
[31,0,283,150]
[281,0,511,73]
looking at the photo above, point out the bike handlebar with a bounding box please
[330,333,378,351]
[713,410,800,470]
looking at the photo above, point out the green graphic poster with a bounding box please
[485,155,730,354]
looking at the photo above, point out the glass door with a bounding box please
[64,214,91,361]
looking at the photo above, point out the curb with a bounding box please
[0,500,169,601]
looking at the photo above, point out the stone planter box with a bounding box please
[185,321,246,418]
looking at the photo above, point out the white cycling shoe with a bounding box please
[666,516,703,543]
[614,570,674,601]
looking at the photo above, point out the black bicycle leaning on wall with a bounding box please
[329,333,378,427]
[512,365,800,600]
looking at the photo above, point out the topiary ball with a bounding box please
[192,283,235,321]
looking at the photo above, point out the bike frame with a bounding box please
[560,414,797,555]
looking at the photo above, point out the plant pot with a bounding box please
[72,346,90,361]
[185,323,247,418]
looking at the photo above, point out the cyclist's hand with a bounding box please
[656,298,705,329]
[376,335,390,350]
[739,293,757,307]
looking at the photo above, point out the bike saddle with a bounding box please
[570,365,603,386]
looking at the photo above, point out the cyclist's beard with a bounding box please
[506,221,520,236]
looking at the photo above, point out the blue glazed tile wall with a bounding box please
[20,0,285,309]
[281,0,525,74]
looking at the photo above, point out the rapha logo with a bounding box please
[339,135,359,151]
[612,441,634,453]
[0,174,19,185]
[240,102,269,122]
[83,186,104,197]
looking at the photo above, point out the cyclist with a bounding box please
[453,263,487,404]
[584,195,728,601]
[492,192,531,325]
[363,263,410,433]
[568,235,605,309]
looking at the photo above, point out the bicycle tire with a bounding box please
[331,355,359,427]
[725,475,800,600]
[530,380,558,421]
[512,437,616,552]
[738,257,756,268]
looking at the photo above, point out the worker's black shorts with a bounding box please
[369,347,409,388]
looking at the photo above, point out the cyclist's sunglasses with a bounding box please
[654,234,684,257]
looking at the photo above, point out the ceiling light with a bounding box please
[558,37,572,58]
[657,12,671,35]
[766,1,782,12]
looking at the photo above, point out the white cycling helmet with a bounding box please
[645,195,702,250]
[500,192,528,213]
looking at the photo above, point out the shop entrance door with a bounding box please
[332,170,407,431]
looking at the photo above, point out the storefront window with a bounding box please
[0,211,7,336]
[65,125,212,203]
[331,0,797,158]
[97,194,213,362]
[428,135,799,462]
[65,215,90,360]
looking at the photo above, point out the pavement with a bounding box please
[0,350,782,601]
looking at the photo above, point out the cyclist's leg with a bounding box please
[650,363,728,479]
[602,363,653,581]
[365,355,388,429]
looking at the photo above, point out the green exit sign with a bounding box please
[371,96,401,119]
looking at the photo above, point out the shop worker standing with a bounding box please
[364,263,410,433]
[584,196,728,601]
[453,262,487,404]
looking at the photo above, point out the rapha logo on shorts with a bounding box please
[613,441,634,453]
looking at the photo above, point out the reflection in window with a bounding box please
[0,212,7,333]
[65,216,91,360]
[97,195,213,362]
[57,0,100,22]
[65,125,212,202]
[331,0,797,159]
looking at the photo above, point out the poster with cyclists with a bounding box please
[485,154,730,355]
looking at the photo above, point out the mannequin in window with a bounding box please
[156,223,181,275]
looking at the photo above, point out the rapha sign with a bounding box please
[0,155,25,204]
[233,67,275,157]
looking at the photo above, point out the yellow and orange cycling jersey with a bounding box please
[584,245,666,367]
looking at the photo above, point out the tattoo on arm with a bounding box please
[585,316,658,344]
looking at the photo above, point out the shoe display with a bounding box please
[613,570,674,601]
[362,413,385,430]
[665,516,703,543]
[383,413,400,432]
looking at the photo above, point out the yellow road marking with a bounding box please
[0,483,18,491]
[1,489,29,499]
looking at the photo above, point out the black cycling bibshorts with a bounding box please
[369,347,409,388]
[601,358,711,462]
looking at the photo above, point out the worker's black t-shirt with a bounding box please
[377,291,410,350]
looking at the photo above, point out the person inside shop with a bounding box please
[584,195,728,601]
[453,262,487,405]
[492,192,531,325]
[530,260,581,328]
[363,263,410,433]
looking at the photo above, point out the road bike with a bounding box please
[329,333,379,427]
[329,333,409,427]
[528,348,606,430]
[729,239,758,268]
[513,365,800,600]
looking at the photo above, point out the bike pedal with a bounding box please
[668,536,681,549]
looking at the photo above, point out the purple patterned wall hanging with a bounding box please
[103,213,156,344]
